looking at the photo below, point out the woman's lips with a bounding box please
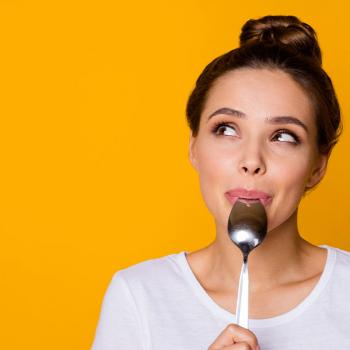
[225,188,272,207]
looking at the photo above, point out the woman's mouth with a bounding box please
[224,188,272,207]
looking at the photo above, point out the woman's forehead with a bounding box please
[203,68,315,123]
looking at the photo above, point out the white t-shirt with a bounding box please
[91,245,350,350]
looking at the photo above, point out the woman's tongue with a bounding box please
[239,198,261,204]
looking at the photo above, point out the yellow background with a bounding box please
[1,1,350,348]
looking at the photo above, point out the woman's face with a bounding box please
[189,68,328,233]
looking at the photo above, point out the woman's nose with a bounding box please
[240,164,264,175]
[238,145,266,176]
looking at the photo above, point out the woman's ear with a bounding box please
[188,133,199,172]
[305,153,329,189]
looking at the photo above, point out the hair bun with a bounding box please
[239,15,322,65]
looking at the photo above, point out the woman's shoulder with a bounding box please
[330,245,350,264]
[111,250,186,288]
[326,244,350,281]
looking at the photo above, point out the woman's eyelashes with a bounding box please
[212,122,238,136]
[211,121,301,145]
[271,129,300,144]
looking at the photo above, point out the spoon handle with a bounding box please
[235,259,249,329]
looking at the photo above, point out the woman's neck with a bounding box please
[197,210,322,294]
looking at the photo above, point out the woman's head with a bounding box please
[186,15,342,234]
[186,15,342,158]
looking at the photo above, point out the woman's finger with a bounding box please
[222,342,255,350]
[208,324,259,350]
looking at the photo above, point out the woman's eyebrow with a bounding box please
[267,116,308,134]
[207,107,309,133]
[208,107,246,120]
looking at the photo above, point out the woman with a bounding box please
[91,15,350,350]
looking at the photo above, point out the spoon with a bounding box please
[227,199,268,329]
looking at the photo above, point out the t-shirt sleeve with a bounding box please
[91,271,144,350]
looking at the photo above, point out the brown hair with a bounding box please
[186,15,342,157]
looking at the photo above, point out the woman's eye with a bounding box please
[272,130,300,144]
[213,123,237,136]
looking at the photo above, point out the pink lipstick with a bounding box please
[225,188,272,207]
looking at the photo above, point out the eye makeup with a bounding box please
[210,120,301,145]
[271,129,301,144]
[211,121,237,136]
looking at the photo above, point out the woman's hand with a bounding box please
[208,324,260,350]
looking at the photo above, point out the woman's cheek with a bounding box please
[197,159,223,201]
[196,153,230,217]
[266,162,309,229]
[277,155,311,189]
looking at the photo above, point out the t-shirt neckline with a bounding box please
[176,244,336,328]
